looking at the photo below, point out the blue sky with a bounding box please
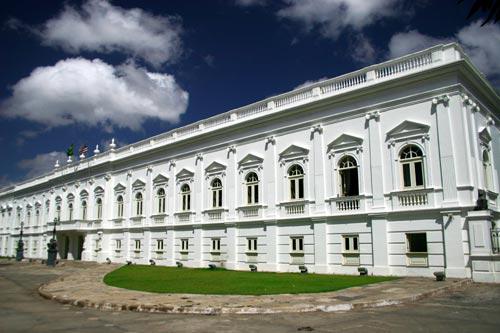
[0,0,499,188]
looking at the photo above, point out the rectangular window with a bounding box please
[211,238,220,252]
[298,178,304,199]
[343,235,359,253]
[218,190,222,207]
[290,180,296,199]
[181,239,189,251]
[291,236,304,253]
[135,239,141,251]
[115,239,122,250]
[157,239,164,251]
[406,233,427,253]
[254,185,259,203]
[247,238,258,252]
[247,186,252,204]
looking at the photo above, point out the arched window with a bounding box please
[135,192,143,216]
[246,172,259,204]
[157,188,166,214]
[68,203,74,221]
[56,205,61,220]
[181,184,191,211]
[96,198,103,219]
[338,156,359,196]
[400,145,424,189]
[211,178,223,208]
[288,164,304,200]
[81,200,87,220]
[35,209,40,225]
[26,210,31,225]
[116,195,124,218]
[483,150,493,191]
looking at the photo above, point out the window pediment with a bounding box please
[114,183,126,192]
[94,186,105,195]
[176,168,194,179]
[386,120,429,140]
[279,144,309,159]
[328,134,363,152]
[205,161,226,174]
[153,174,169,184]
[238,153,264,167]
[79,190,88,198]
[132,179,146,189]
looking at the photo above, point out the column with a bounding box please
[433,95,459,205]
[195,154,204,222]
[441,211,467,278]
[311,125,326,215]
[264,221,278,271]
[264,136,277,217]
[366,111,386,210]
[371,215,389,275]
[313,217,328,273]
[227,146,237,220]
[225,223,237,270]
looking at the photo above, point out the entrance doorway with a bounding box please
[76,235,84,260]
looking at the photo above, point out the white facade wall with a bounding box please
[0,43,499,281]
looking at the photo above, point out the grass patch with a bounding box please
[104,265,396,295]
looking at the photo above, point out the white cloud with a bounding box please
[294,77,329,90]
[349,34,377,64]
[0,58,189,131]
[278,0,402,39]
[38,0,183,67]
[388,21,500,80]
[18,151,67,179]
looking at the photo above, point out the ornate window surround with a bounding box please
[204,161,227,212]
[237,153,264,209]
[386,120,432,192]
[326,133,364,199]
[278,144,310,204]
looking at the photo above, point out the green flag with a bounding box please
[66,144,74,157]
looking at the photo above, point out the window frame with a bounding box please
[342,234,360,253]
[96,198,103,220]
[181,238,189,252]
[135,192,143,216]
[337,155,359,197]
[288,164,305,201]
[406,232,428,253]
[290,236,304,253]
[246,237,258,253]
[134,239,141,252]
[211,238,221,253]
[81,200,87,220]
[211,178,223,208]
[156,239,164,252]
[245,172,259,205]
[156,188,166,214]
[399,145,425,190]
[181,184,191,211]
[116,195,124,218]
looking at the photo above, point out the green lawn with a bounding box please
[103,265,396,295]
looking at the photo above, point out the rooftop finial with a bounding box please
[93,144,100,155]
[109,138,116,151]
[54,160,60,169]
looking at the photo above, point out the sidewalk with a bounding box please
[31,261,472,314]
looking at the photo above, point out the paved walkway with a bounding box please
[28,260,471,314]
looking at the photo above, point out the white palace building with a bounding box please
[1,43,499,282]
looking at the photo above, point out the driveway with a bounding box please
[1,262,499,333]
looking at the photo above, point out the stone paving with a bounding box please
[21,260,472,315]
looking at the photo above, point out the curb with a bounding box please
[38,278,472,315]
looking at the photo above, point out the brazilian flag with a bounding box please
[66,144,74,157]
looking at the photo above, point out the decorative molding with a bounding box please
[227,145,237,154]
[104,174,111,181]
[365,110,380,121]
[310,124,323,135]
[386,120,430,141]
[487,116,495,126]
[195,153,203,162]
[265,136,275,146]
[169,159,176,169]
[432,94,449,105]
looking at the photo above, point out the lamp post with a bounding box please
[15,221,24,261]
[46,217,59,266]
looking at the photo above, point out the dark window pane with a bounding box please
[213,191,216,207]
[218,190,222,207]
[415,162,423,186]
[345,238,350,250]
[187,195,190,210]
[298,178,304,198]
[290,180,296,199]
[403,164,411,187]
[408,233,427,252]
[247,186,252,204]
[255,185,259,203]
[353,237,358,250]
